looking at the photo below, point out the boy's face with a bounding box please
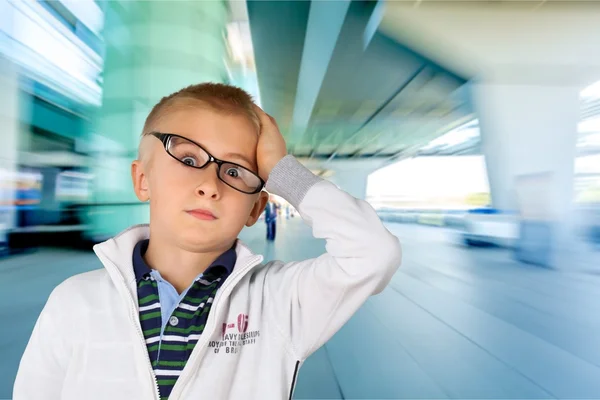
[131,102,268,252]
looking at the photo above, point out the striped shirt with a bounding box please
[132,240,236,400]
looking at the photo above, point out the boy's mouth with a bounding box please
[186,209,217,221]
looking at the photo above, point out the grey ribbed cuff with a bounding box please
[265,155,322,209]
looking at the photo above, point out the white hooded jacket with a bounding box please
[13,155,402,400]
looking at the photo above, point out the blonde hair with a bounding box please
[142,82,260,135]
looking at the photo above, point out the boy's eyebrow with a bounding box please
[222,152,254,167]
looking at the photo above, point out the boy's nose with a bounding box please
[195,165,221,199]
[196,181,220,199]
[197,186,218,198]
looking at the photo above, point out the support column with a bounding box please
[329,170,370,200]
[87,1,229,241]
[473,80,580,268]
[323,159,382,200]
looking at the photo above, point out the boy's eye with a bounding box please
[225,167,240,178]
[181,156,198,167]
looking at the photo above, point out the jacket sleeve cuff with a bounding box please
[264,155,323,209]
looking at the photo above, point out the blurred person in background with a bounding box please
[265,195,277,241]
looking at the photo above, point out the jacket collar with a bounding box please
[93,224,262,290]
[131,239,237,283]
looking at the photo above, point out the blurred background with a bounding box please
[2,0,600,398]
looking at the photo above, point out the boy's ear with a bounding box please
[245,191,269,227]
[131,160,150,202]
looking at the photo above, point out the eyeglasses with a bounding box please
[150,132,265,194]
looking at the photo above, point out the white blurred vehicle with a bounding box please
[459,208,519,248]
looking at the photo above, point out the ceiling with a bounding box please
[246,0,474,164]
[379,0,600,86]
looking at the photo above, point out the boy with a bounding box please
[14,83,402,400]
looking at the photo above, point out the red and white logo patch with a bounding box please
[237,313,249,333]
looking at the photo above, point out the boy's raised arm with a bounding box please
[254,107,402,361]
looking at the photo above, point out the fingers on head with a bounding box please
[253,105,278,132]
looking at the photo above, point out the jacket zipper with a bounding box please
[98,251,263,400]
[288,361,301,400]
[130,304,161,400]
[167,255,263,400]
[96,253,161,400]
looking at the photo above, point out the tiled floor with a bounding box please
[2,219,600,399]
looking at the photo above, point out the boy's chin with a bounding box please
[178,230,237,252]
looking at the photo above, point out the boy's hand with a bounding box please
[254,105,288,182]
